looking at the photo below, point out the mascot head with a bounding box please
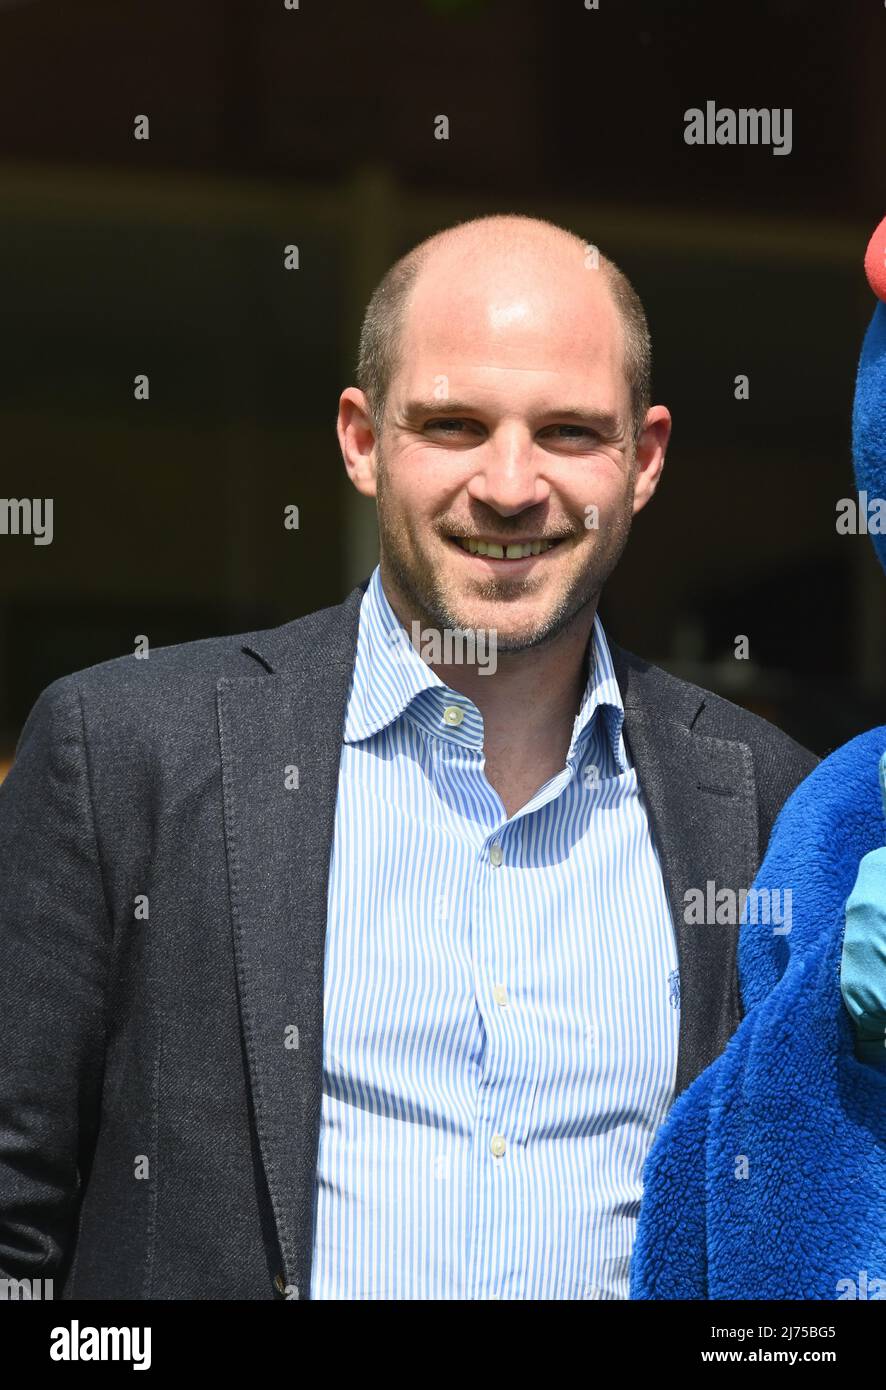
[852,213,886,575]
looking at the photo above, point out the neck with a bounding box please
[386,580,597,759]
[442,618,594,736]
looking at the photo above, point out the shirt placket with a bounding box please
[432,695,591,1301]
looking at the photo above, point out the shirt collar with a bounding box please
[344,565,627,771]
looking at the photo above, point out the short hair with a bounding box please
[355,214,652,453]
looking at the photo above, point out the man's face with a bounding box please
[343,244,667,653]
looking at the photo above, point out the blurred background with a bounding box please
[1,0,885,781]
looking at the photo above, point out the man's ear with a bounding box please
[338,387,379,499]
[632,406,671,516]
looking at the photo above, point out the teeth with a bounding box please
[455,537,556,558]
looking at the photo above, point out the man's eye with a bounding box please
[425,418,467,433]
[551,425,597,439]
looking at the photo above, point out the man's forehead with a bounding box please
[403,258,622,362]
[398,295,624,398]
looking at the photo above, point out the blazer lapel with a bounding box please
[610,643,758,1096]
[216,581,366,1298]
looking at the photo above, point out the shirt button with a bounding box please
[442,705,464,726]
[490,1134,507,1158]
[493,983,509,1007]
[489,842,503,867]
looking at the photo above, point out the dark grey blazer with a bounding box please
[0,577,818,1300]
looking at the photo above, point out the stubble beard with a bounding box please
[375,445,636,655]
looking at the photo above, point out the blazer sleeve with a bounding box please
[754,739,819,864]
[0,676,112,1281]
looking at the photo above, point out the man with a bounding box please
[0,214,818,1300]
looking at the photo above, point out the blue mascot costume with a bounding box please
[630,216,886,1300]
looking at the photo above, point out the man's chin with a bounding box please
[430,593,582,654]
[383,543,595,647]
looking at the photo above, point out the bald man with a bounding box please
[0,214,817,1301]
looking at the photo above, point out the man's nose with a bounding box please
[465,427,548,514]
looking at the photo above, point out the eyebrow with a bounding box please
[399,398,623,436]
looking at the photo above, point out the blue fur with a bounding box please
[631,291,886,1300]
[853,302,886,575]
[632,730,886,1298]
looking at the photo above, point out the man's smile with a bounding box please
[445,532,569,571]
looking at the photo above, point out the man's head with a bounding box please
[338,213,671,652]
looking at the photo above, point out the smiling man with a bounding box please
[340,216,670,822]
[0,213,819,1301]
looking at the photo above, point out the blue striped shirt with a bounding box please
[309,565,680,1299]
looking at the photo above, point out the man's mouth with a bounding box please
[447,535,565,561]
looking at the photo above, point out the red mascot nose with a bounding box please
[864,212,886,302]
